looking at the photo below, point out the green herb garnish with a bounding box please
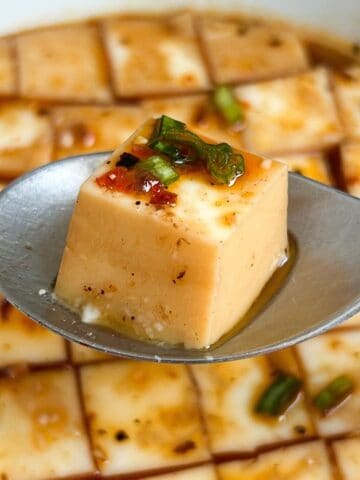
[256,373,302,417]
[137,155,179,186]
[213,85,245,125]
[313,375,353,414]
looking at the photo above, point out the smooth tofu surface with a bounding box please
[17,25,112,102]
[70,342,112,364]
[52,105,144,160]
[55,123,287,348]
[80,361,210,475]
[333,67,360,140]
[103,13,210,97]
[217,441,333,480]
[191,358,313,455]
[236,68,343,155]
[341,141,360,197]
[0,368,95,480]
[0,302,66,368]
[297,331,360,436]
[140,465,217,480]
[0,101,52,178]
[332,436,360,480]
[198,16,308,84]
[143,95,243,149]
[0,38,16,96]
[276,152,332,185]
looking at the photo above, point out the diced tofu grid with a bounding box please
[0,10,359,480]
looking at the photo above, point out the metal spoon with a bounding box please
[0,152,359,363]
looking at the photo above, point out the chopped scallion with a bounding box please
[313,375,353,414]
[137,155,179,186]
[213,85,245,125]
[255,373,302,416]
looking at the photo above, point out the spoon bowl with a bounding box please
[0,152,359,363]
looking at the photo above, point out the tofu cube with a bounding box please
[236,68,343,155]
[333,66,360,140]
[143,465,217,480]
[55,120,288,348]
[341,141,360,197]
[0,101,52,178]
[80,361,210,475]
[17,25,112,102]
[198,16,309,84]
[276,152,332,185]
[0,38,16,96]
[102,13,210,97]
[333,437,360,480]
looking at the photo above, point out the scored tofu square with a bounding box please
[143,95,243,149]
[17,25,112,102]
[0,38,16,96]
[80,361,210,476]
[0,101,52,178]
[102,13,210,97]
[341,141,360,197]
[276,152,332,185]
[55,121,287,348]
[0,302,66,368]
[52,105,144,160]
[333,67,360,140]
[140,465,217,480]
[198,16,308,84]
[70,342,113,364]
[217,441,333,480]
[0,368,95,480]
[191,358,313,455]
[236,68,343,155]
[297,330,360,436]
[333,437,360,480]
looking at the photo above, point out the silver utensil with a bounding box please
[0,152,359,363]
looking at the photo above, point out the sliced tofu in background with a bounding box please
[236,68,343,155]
[70,342,112,364]
[140,465,217,480]
[332,436,360,480]
[191,358,313,455]
[276,152,332,185]
[217,441,334,480]
[143,94,243,149]
[0,101,52,178]
[340,141,360,197]
[102,13,210,97]
[80,361,210,476]
[0,38,16,96]
[198,16,308,84]
[0,303,66,368]
[0,368,95,480]
[297,330,360,436]
[333,67,360,140]
[51,105,144,160]
[17,24,112,103]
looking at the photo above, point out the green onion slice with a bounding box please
[313,375,353,414]
[255,373,302,417]
[213,85,245,125]
[137,155,179,186]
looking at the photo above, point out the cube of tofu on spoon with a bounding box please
[55,116,288,348]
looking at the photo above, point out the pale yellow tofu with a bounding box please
[276,152,332,185]
[80,361,210,476]
[0,303,66,368]
[236,68,343,155]
[191,358,313,455]
[333,436,360,480]
[333,66,360,140]
[70,341,112,364]
[297,331,360,436]
[143,95,243,149]
[217,441,333,480]
[0,101,52,178]
[52,105,144,160]
[340,141,360,197]
[140,465,217,480]
[103,13,210,97]
[0,368,95,479]
[198,16,308,84]
[0,38,16,96]
[17,25,112,102]
[55,121,288,348]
